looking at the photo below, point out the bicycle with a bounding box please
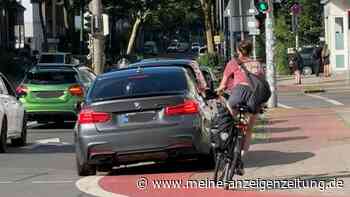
[210,93,263,189]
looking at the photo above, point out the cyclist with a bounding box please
[216,40,265,175]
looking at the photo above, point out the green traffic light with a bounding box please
[257,2,268,12]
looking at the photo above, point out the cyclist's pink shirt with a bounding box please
[223,58,264,91]
[223,59,248,91]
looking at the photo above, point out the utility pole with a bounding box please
[89,0,104,74]
[238,0,244,41]
[265,0,277,108]
[80,0,84,56]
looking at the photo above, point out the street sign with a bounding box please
[214,35,222,44]
[248,8,259,15]
[249,29,260,35]
[102,14,109,36]
[291,3,301,15]
[248,20,258,28]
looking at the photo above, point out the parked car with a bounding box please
[143,41,159,55]
[75,59,215,176]
[38,52,78,65]
[0,73,27,153]
[16,64,96,124]
[166,42,180,53]
[297,46,321,76]
[198,46,207,57]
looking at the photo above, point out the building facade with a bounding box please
[0,0,25,49]
[322,0,350,73]
[30,0,67,52]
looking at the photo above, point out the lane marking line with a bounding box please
[32,180,74,184]
[0,181,14,184]
[306,94,344,106]
[36,138,60,144]
[277,103,294,109]
[76,176,128,197]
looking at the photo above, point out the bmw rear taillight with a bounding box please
[78,108,111,124]
[16,85,28,97]
[165,100,199,116]
[69,85,84,97]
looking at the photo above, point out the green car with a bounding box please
[16,64,96,124]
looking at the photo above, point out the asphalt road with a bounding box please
[278,88,350,109]
[0,122,95,197]
[2,70,350,196]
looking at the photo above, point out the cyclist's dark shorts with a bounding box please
[228,84,253,112]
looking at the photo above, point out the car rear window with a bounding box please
[24,71,78,85]
[90,70,188,101]
[39,55,64,63]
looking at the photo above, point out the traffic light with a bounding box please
[84,11,93,34]
[255,0,269,13]
[254,0,268,30]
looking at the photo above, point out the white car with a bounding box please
[0,73,27,153]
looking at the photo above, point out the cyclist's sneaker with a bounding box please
[236,159,245,176]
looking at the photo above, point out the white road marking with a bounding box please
[22,138,72,150]
[32,180,74,184]
[0,181,14,184]
[36,138,60,144]
[76,176,128,197]
[306,94,344,106]
[277,103,294,109]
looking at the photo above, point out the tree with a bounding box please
[199,0,214,54]
[273,0,323,74]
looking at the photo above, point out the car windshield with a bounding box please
[90,70,187,101]
[39,54,65,63]
[24,71,78,85]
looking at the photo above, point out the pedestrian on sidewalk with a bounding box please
[312,46,322,77]
[289,48,303,85]
[322,44,331,78]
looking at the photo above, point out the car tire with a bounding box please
[76,156,96,176]
[0,118,7,153]
[11,113,27,147]
[302,66,313,76]
[197,152,216,169]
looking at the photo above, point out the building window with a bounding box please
[335,17,344,50]
[348,10,350,29]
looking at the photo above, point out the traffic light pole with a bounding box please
[89,0,104,75]
[80,0,84,56]
[265,0,277,108]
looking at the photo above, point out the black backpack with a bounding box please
[240,63,271,113]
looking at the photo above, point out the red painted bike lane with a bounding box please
[98,173,322,197]
[75,107,350,197]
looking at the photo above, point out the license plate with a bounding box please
[118,111,157,124]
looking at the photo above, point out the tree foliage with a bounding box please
[274,0,323,74]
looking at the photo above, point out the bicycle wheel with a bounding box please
[225,135,243,186]
[213,152,225,182]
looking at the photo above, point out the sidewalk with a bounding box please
[278,73,350,93]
